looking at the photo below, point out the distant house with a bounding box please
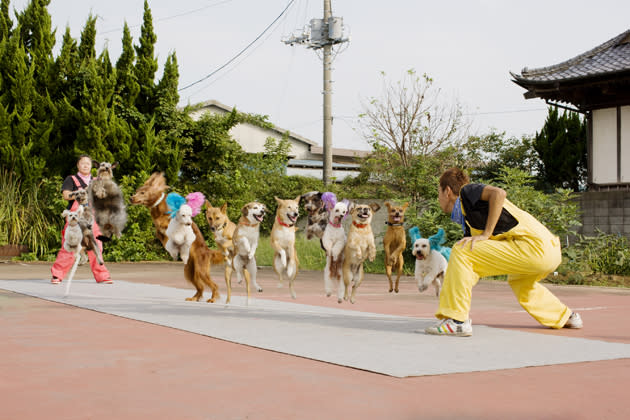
[511,29,630,237]
[188,100,369,181]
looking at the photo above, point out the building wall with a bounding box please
[577,190,630,238]
[229,124,311,159]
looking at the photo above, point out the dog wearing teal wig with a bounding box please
[409,227,450,297]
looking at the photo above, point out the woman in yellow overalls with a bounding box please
[424,168,582,337]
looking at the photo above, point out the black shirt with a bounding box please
[62,175,88,210]
[460,183,518,236]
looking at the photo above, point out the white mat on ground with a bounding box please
[2,279,629,378]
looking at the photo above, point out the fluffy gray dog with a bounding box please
[88,161,127,241]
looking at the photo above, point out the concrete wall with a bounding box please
[577,190,630,237]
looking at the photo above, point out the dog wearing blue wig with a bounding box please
[409,227,450,297]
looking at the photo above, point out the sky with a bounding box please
[11,0,630,151]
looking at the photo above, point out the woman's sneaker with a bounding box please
[564,312,583,329]
[425,318,473,337]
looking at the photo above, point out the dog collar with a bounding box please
[385,221,404,226]
[276,216,294,228]
[152,192,165,208]
[239,220,259,227]
[353,221,368,229]
[328,220,342,228]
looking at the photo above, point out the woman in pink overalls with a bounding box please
[50,155,112,284]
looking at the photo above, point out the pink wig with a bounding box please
[186,192,205,217]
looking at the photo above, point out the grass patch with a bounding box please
[256,235,326,270]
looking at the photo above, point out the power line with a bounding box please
[179,0,297,92]
[98,0,236,35]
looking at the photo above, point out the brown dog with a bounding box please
[130,172,223,302]
[270,196,300,299]
[342,202,381,303]
[383,201,409,293]
[205,201,238,304]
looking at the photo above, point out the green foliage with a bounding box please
[465,131,537,181]
[558,231,630,279]
[534,106,587,191]
[0,169,61,255]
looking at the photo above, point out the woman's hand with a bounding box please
[456,233,490,250]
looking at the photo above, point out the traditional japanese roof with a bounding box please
[511,29,630,111]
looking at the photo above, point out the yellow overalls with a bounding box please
[436,199,571,328]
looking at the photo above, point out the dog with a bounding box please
[301,191,328,246]
[130,172,223,302]
[409,227,448,297]
[68,189,104,266]
[342,202,381,304]
[165,192,204,265]
[383,201,409,293]
[205,201,239,303]
[321,194,348,303]
[62,207,83,255]
[88,161,127,241]
[270,196,300,299]
[232,202,266,303]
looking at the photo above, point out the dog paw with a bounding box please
[388,287,393,293]
[394,287,399,293]
[337,298,343,304]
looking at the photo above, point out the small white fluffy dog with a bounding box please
[165,203,196,264]
[62,207,84,255]
[412,237,447,297]
[321,199,348,303]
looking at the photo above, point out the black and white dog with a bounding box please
[301,191,328,247]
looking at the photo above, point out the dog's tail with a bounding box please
[209,249,224,265]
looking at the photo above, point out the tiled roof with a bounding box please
[512,29,630,83]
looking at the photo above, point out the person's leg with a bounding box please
[508,273,571,328]
[435,235,561,322]
[89,222,111,283]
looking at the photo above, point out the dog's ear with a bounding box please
[112,162,119,169]
[369,202,381,213]
[294,195,301,204]
[274,196,281,204]
[241,204,250,217]
[385,201,392,210]
[220,202,228,214]
[92,160,99,168]
[402,202,409,211]
[62,209,69,218]
[347,201,355,213]
[204,199,212,210]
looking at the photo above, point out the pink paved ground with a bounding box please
[1,261,629,419]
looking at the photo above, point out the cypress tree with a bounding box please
[534,107,587,191]
[0,0,13,42]
[115,22,140,112]
[134,0,157,116]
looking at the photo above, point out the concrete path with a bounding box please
[1,261,629,419]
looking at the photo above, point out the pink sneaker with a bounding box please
[51,277,61,284]
[97,279,113,284]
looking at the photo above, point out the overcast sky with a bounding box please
[11,0,630,150]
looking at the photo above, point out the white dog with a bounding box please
[321,199,348,303]
[412,237,447,297]
[232,202,266,302]
[62,207,84,255]
[165,203,196,264]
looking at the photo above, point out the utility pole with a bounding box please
[283,0,348,185]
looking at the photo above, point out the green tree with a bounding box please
[534,106,586,191]
[134,0,157,116]
[465,131,538,181]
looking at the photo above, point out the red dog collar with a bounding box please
[353,221,368,229]
[276,216,294,228]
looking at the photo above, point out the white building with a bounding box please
[188,100,369,181]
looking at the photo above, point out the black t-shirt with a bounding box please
[62,175,88,210]
[460,183,518,236]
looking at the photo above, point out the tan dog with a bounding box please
[342,202,381,303]
[130,173,223,302]
[383,201,409,293]
[205,201,239,304]
[232,202,266,303]
[270,196,300,299]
